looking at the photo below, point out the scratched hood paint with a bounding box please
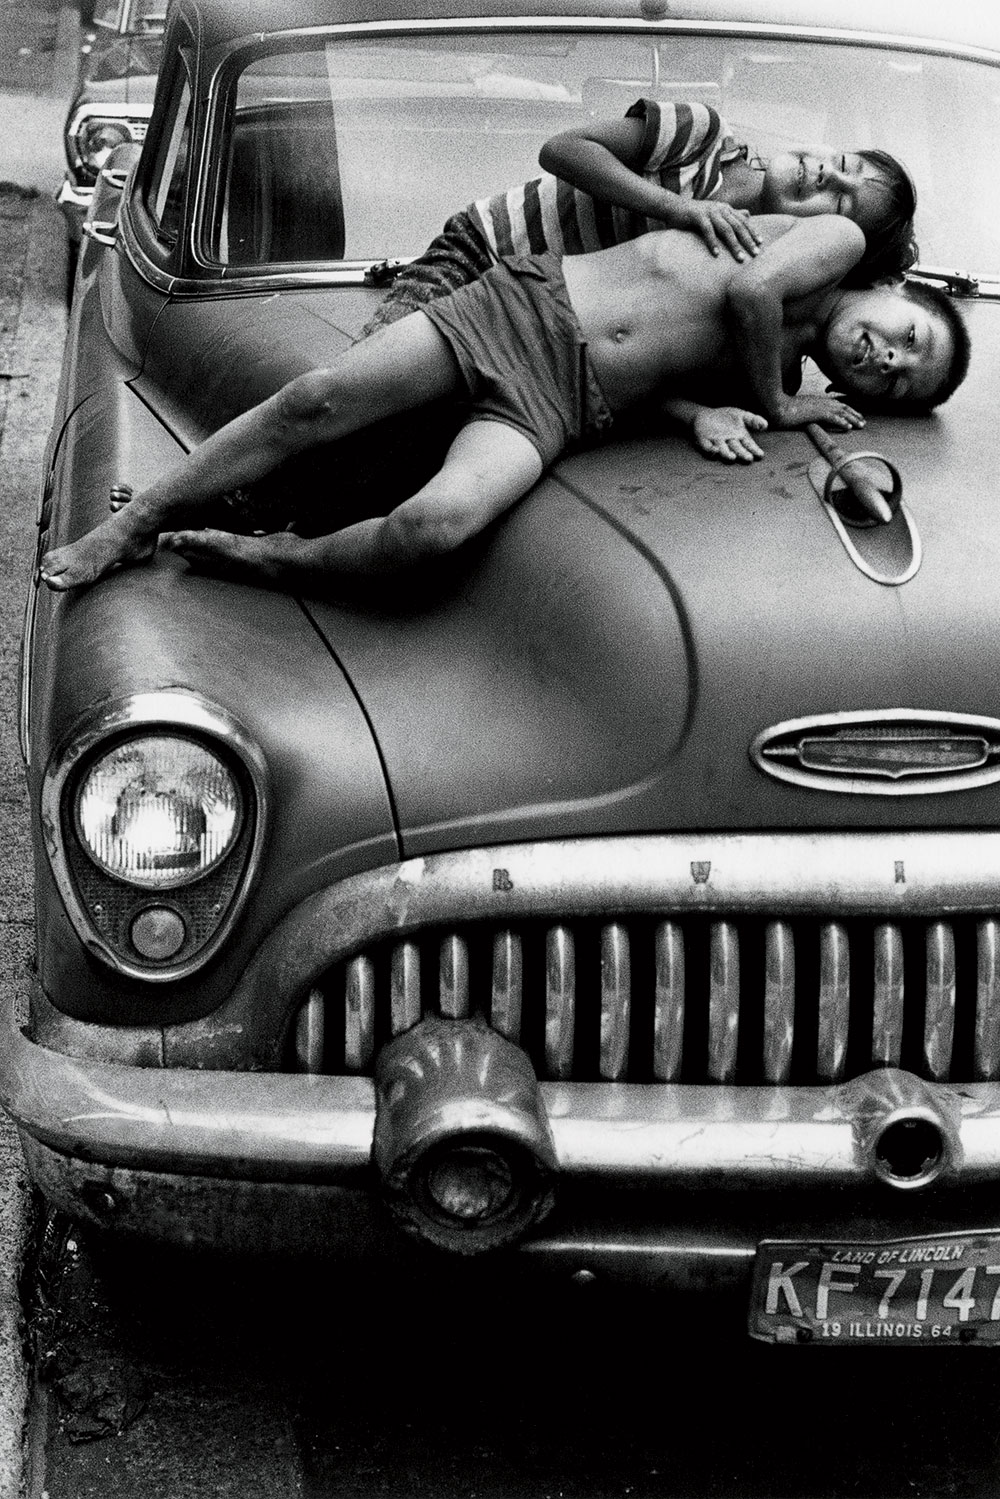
[140,292,1000,854]
[305,301,1000,853]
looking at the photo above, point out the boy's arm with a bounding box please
[539,116,759,260]
[724,216,867,429]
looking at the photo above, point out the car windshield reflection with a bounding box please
[207,31,999,274]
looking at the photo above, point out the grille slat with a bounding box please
[763,921,795,1084]
[545,925,575,1080]
[872,922,905,1067]
[439,934,469,1019]
[976,919,1000,1080]
[600,922,631,1081]
[293,912,999,1087]
[816,922,850,1082]
[491,929,523,1043]
[344,954,375,1072]
[707,921,740,1083]
[924,921,956,1081]
[653,920,685,1081]
[390,941,421,1035]
[295,987,325,1073]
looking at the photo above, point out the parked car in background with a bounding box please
[8,0,1000,1346]
[58,0,166,250]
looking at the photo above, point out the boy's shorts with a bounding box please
[419,252,614,468]
[362,209,495,335]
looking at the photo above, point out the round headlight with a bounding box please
[76,736,242,889]
[76,118,133,178]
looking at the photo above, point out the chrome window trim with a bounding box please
[18,577,38,769]
[41,690,271,983]
[204,16,1000,69]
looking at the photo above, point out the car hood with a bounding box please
[307,302,1000,852]
[142,294,1000,853]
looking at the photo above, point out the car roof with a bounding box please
[181,0,1000,59]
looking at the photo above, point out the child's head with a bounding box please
[759,147,916,280]
[817,280,970,413]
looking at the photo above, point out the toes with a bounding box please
[39,554,71,589]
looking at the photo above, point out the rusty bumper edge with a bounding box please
[8,997,1000,1186]
[21,1136,761,1281]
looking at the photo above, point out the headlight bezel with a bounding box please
[42,692,270,983]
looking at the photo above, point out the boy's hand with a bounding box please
[692,406,769,462]
[674,200,761,261]
[771,393,865,431]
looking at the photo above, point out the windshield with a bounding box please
[212,29,1000,274]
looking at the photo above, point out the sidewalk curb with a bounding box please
[0,1128,35,1499]
[0,188,68,1499]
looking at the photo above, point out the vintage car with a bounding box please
[6,0,1000,1346]
[58,0,165,249]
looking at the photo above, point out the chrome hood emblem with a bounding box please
[751,710,1000,796]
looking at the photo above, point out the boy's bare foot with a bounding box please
[40,511,160,591]
[162,528,320,586]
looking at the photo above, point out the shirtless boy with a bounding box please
[40,213,968,596]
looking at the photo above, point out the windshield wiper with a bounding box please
[363,258,413,286]
[908,266,984,297]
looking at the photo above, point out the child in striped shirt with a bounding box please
[364,100,917,335]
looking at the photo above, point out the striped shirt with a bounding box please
[468,100,744,260]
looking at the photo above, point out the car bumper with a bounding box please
[56,177,92,241]
[7,996,1000,1278]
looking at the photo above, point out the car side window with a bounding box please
[144,66,192,250]
[219,53,344,266]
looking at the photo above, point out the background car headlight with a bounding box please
[74,117,134,181]
[76,736,242,889]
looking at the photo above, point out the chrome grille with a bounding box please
[289,915,1000,1085]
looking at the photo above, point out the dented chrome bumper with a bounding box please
[9,994,999,1185]
[6,994,1000,1268]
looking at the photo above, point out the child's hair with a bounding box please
[858,281,971,414]
[899,280,970,410]
[841,148,918,286]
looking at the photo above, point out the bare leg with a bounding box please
[40,311,462,591]
[162,421,545,591]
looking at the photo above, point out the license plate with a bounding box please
[749,1233,1000,1345]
